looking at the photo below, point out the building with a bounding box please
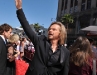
[12,28,24,37]
[12,24,36,38]
[57,0,97,34]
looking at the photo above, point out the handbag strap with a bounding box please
[92,59,96,75]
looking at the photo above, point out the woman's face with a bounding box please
[15,41,19,45]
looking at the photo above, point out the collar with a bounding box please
[48,41,61,49]
[0,35,6,44]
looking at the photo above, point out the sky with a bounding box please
[0,0,58,28]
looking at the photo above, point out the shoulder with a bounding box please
[38,35,47,41]
[0,37,3,45]
[0,36,3,41]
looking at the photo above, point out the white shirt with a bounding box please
[0,35,6,44]
[16,45,20,60]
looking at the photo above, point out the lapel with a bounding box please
[5,39,8,44]
[60,46,66,65]
[0,36,6,45]
[0,36,7,54]
[45,40,50,65]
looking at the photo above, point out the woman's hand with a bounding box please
[14,50,20,57]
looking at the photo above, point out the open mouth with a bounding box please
[48,33,53,36]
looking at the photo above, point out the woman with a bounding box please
[19,37,26,59]
[68,36,97,75]
[6,34,20,75]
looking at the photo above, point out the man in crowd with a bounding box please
[0,23,12,75]
[14,0,70,75]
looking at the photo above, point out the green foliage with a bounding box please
[33,23,40,32]
[61,14,74,24]
[20,26,22,28]
[61,14,74,34]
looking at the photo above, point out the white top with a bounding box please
[16,45,20,60]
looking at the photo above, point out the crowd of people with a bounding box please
[0,0,97,75]
[0,24,34,75]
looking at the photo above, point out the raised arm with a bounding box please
[15,0,38,45]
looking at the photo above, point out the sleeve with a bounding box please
[16,9,38,46]
[0,40,3,54]
[62,51,70,75]
[0,41,4,74]
[96,60,97,74]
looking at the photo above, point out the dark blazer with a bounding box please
[16,9,70,75]
[0,36,7,75]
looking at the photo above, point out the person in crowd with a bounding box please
[88,38,97,59]
[0,23,12,75]
[27,38,34,47]
[26,38,35,54]
[15,0,70,75]
[24,37,29,46]
[16,40,20,59]
[8,34,20,59]
[19,37,27,59]
[68,36,97,75]
[6,34,20,75]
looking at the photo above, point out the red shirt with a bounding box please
[68,58,97,75]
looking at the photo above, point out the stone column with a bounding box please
[90,13,94,25]
[77,0,82,12]
[91,0,96,8]
[85,0,87,10]
[63,0,66,12]
[75,16,80,34]
[56,0,63,21]
[67,0,71,13]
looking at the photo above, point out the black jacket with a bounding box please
[0,36,7,75]
[16,9,70,75]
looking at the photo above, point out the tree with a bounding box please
[61,14,74,32]
[33,23,40,32]
[20,26,22,28]
[61,14,74,45]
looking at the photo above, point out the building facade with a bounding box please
[57,0,97,34]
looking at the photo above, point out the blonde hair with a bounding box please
[48,22,67,45]
[8,34,19,43]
